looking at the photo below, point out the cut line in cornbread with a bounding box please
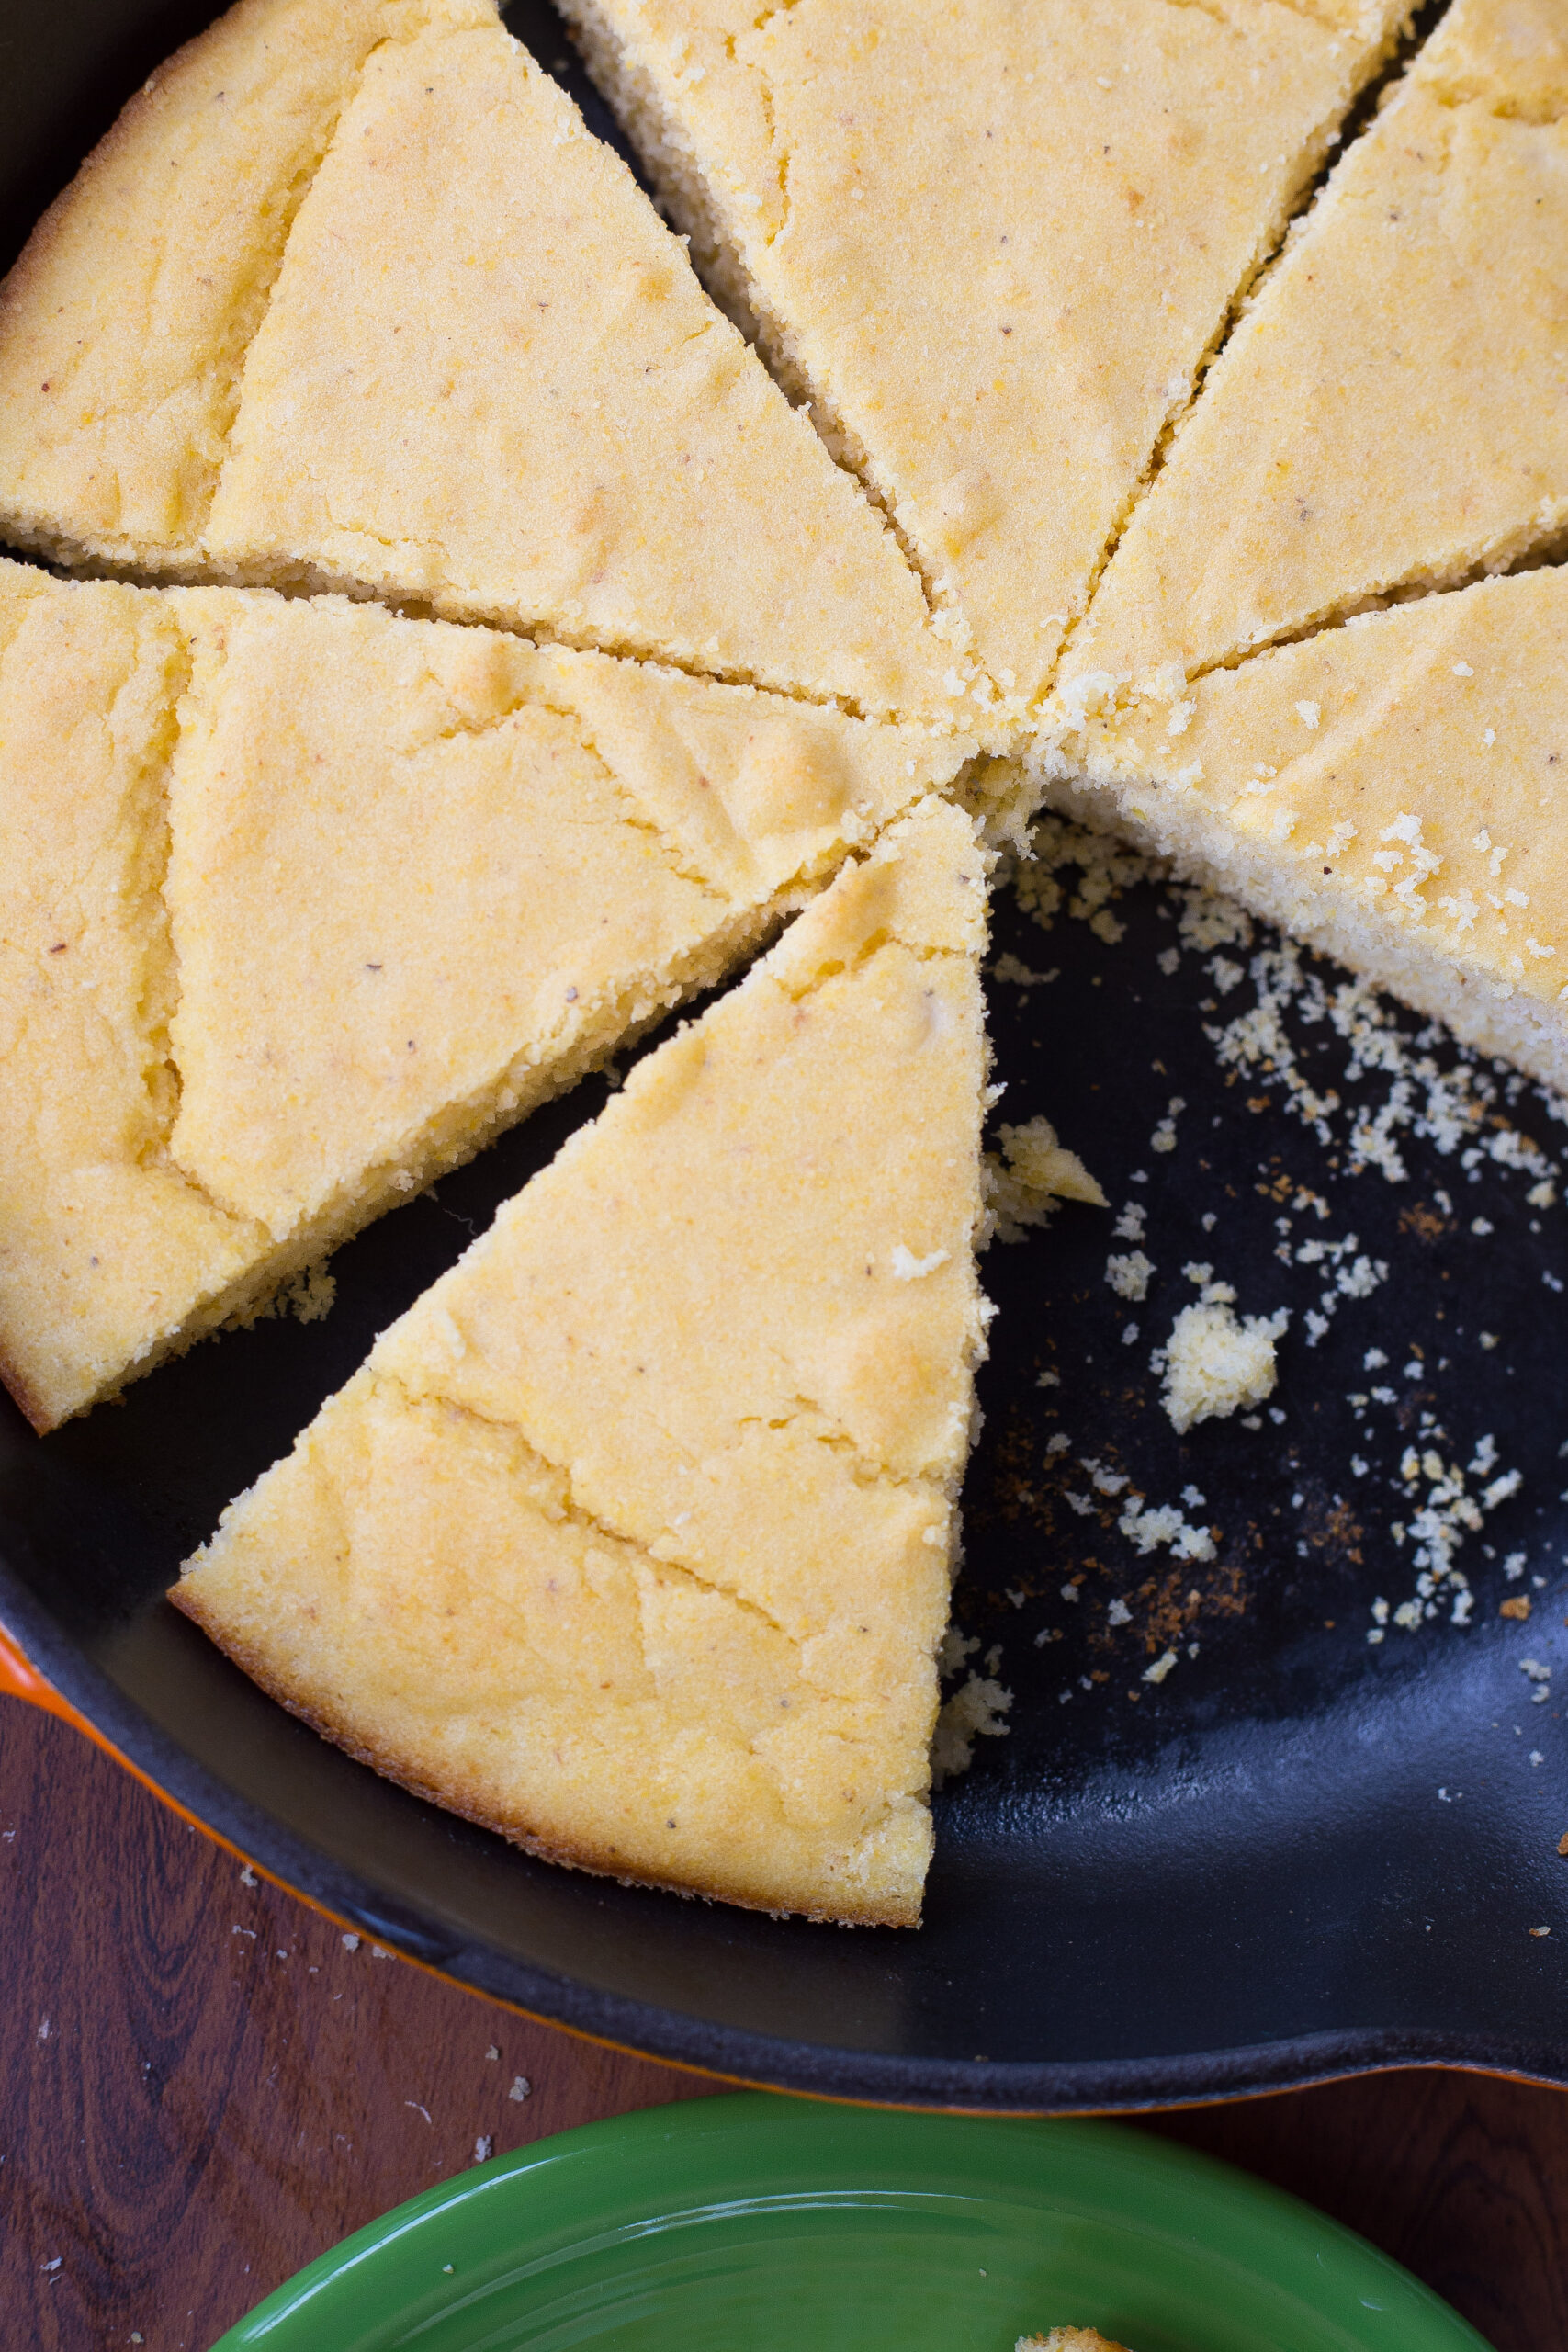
[1062,0,1568,707]
[0,0,958,726]
[1051,563,1568,1092]
[175,798,994,1927]
[559,0,1410,715]
[0,559,970,1431]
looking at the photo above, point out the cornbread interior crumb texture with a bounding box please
[1057,563,1568,1092]
[175,799,994,1926]
[558,0,1410,711]
[0,0,957,724]
[1066,0,1568,701]
[0,558,967,1430]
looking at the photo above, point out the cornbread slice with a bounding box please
[1055,564,1568,1091]
[199,3,953,720]
[175,798,993,1926]
[0,559,969,1430]
[1065,0,1568,706]
[559,0,1409,713]
[0,0,484,572]
[0,566,265,1432]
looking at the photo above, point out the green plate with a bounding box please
[213,2091,1488,2351]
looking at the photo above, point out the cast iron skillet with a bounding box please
[3,0,1566,2112]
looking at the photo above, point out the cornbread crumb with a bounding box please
[985,1116,1106,1244]
[1017,2330,1134,2352]
[930,1672,1013,1790]
[1162,1299,1289,1434]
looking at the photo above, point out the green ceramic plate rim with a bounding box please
[212,2090,1491,2351]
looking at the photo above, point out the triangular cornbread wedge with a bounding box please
[174,798,992,1926]
[0,566,265,1432]
[558,0,1408,715]
[0,0,956,727]
[1064,0,1568,706]
[0,559,969,1430]
[0,0,483,573]
[1056,565,1568,1091]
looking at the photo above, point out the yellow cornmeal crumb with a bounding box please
[1017,2333,1134,2352]
[0,559,969,1430]
[1163,1298,1287,1434]
[1066,0,1568,702]
[175,801,995,1927]
[0,0,481,572]
[986,1116,1107,1244]
[560,0,1407,711]
[998,1118,1107,1211]
[1053,563,1568,1093]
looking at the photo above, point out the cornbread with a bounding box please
[1065,0,1568,705]
[559,0,1410,713]
[0,0,955,724]
[1053,564,1568,1091]
[0,560,968,1430]
[0,564,265,1433]
[175,799,994,1926]
[1018,2333,1133,2352]
[0,0,482,572]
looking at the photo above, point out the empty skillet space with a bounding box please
[5,836,1567,2100]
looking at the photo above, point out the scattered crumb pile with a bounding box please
[985,1114,1107,1244]
[970,804,1559,1709]
[1010,808,1567,1196]
[1366,1430,1525,1646]
[931,1627,1013,1789]
[1157,1270,1289,1433]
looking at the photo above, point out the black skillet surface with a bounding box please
[3,0,1567,2110]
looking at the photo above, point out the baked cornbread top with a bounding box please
[0,0,956,724]
[0,559,968,1428]
[1076,565,1568,1011]
[176,798,992,1924]
[164,588,971,1238]
[0,0,482,572]
[561,0,1409,714]
[0,565,263,1431]
[1066,0,1568,705]
[204,9,953,720]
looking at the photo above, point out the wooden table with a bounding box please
[2,1698,1562,2352]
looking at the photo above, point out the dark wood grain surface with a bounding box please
[2,1698,1562,2352]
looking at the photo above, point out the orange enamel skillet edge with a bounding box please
[4,1611,1562,2119]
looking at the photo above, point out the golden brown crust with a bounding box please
[170,1577,919,1925]
[0,1337,51,1437]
